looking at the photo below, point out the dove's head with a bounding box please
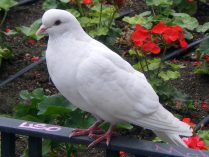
[36,9,81,36]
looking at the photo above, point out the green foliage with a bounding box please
[172,13,199,31]
[145,0,173,6]
[198,130,209,149]
[16,19,44,40]
[0,0,17,11]
[197,22,209,33]
[194,39,209,75]
[0,47,13,67]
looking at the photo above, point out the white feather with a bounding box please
[42,9,193,147]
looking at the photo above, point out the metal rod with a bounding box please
[28,136,42,157]
[1,132,15,157]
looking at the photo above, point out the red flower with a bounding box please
[201,102,208,110]
[182,136,208,150]
[31,56,39,62]
[151,21,168,34]
[179,34,188,48]
[182,118,196,127]
[132,25,150,47]
[5,28,11,33]
[204,55,209,61]
[143,41,161,54]
[163,28,179,43]
[192,61,202,66]
[119,151,127,157]
[82,0,92,5]
[28,39,36,45]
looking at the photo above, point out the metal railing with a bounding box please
[0,117,209,157]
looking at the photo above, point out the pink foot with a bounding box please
[88,125,114,148]
[69,120,103,137]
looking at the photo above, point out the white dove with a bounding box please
[36,9,193,147]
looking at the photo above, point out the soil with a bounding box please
[0,0,208,157]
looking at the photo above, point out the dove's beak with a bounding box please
[36,25,47,36]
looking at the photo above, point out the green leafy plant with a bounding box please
[0,46,13,67]
[16,19,45,40]
[15,88,132,156]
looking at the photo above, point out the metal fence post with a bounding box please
[105,148,120,157]
[28,136,42,157]
[1,132,15,157]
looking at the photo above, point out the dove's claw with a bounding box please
[88,125,114,148]
[69,120,103,138]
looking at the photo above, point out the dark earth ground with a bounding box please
[0,0,209,156]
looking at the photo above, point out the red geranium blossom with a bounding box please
[82,0,92,5]
[182,118,196,127]
[162,27,179,43]
[5,28,11,33]
[201,102,208,110]
[119,151,127,157]
[192,61,202,66]
[28,39,36,45]
[151,21,168,34]
[182,136,208,150]
[205,55,209,61]
[143,41,161,54]
[31,56,39,62]
[131,25,150,47]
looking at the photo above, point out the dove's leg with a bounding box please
[88,125,114,148]
[69,120,103,137]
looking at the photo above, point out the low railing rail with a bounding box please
[0,117,209,157]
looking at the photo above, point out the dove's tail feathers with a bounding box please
[154,131,188,147]
[131,105,193,136]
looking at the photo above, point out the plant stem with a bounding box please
[144,54,150,79]
[99,2,103,27]
[0,11,8,27]
[108,9,117,29]
[156,45,167,77]
[65,143,71,157]
[136,49,145,73]
[151,6,156,16]
[75,0,84,16]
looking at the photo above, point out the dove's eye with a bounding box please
[54,20,61,26]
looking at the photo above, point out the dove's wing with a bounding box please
[75,41,191,135]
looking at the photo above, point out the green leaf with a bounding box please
[139,11,152,17]
[148,58,161,71]
[172,13,199,31]
[198,39,209,55]
[38,95,75,115]
[89,27,109,37]
[197,22,209,33]
[67,9,80,18]
[16,19,44,40]
[0,0,17,10]
[31,88,44,100]
[194,62,209,75]
[42,0,57,10]
[19,90,31,100]
[198,130,209,147]
[41,106,72,116]
[166,62,185,70]
[59,0,69,3]
[128,49,137,56]
[159,71,180,81]
[145,0,173,6]
[0,47,13,59]
[116,123,133,130]
[42,140,51,156]
[123,15,147,25]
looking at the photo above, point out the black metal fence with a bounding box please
[1,117,209,157]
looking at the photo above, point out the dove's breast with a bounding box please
[45,39,94,113]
